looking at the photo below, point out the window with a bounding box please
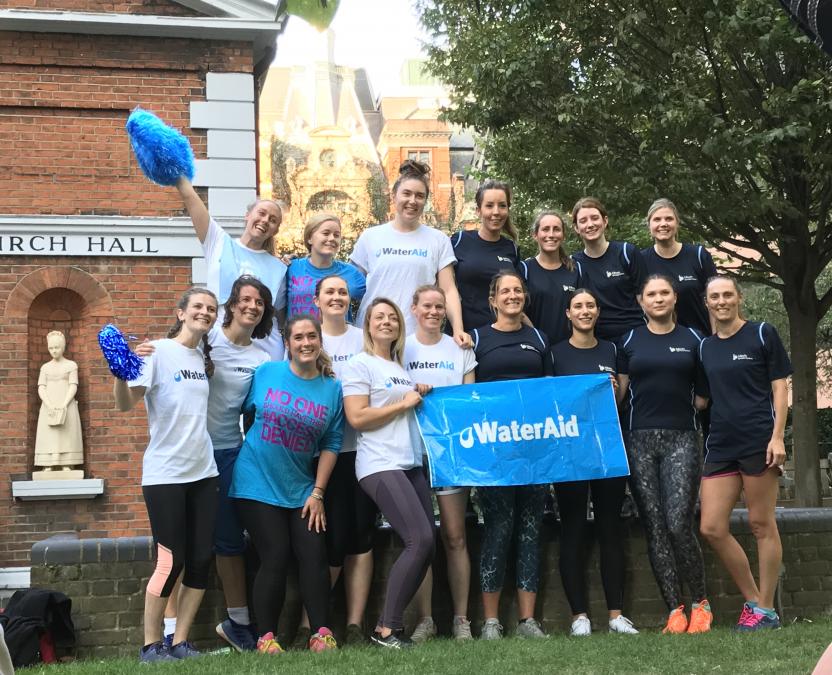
[406,150,431,166]
[320,149,336,168]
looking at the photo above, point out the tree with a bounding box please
[418,0,832,505]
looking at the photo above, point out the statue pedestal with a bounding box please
[31,469,85,480]
[12,478,104,501]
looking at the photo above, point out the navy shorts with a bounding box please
[702,453,782,479]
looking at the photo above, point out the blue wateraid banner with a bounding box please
[415,374,629,487]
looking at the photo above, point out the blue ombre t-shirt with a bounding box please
[230,360,344,508]
[286,257,366,321]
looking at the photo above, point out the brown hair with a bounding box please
[392,159,431,199]
[531,210,574,271]
[571,196,608,224]
[314,273,350,301]
[488,270,528,317]
[221,275,274,340]
[639,274,678,322]
[362,297,406,365]
[302,212,341,252]
[284,314,334,378]
[475,179,518,242]
[167,287,218,377]
[411,284,446,307]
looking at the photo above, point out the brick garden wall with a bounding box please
[28,509,832,658]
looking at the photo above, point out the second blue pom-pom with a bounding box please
[126,107,195,186]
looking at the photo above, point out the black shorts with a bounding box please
[702,454,782,479]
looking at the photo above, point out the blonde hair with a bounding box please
[362,297,406,365]
[531,210,574,271]
[646,198,681,240]
[303,212,342,252]
[246,199,283,254]
[412,284,445,307]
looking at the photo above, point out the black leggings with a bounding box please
[478,485,547,593]
[235,499,330,635]
[321,452,378,567]
[554,477,627,614]
[360,468,435,630]
[627,429,706,610]
[142,477,218,597]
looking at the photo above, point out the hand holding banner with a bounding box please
[415,373,629,487]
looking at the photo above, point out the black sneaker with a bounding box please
[345,623,367,646]
[216,618,258,652]
[139,640,176,663]
[370,629,414,649]
[169,640,202,659]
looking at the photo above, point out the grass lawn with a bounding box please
[29,620,831,674]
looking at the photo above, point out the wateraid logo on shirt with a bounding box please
[375,247,429,258]
[678,274,697,282]
[597,364,615,374]
[563,285,576,292]
[605,270,625,278]
[173,369,207,382]
[458,414,580,449]
[669,347,691,353]
[733,354,754,361]
[408,360,455,371]
[497,256,513,263]
[384,376,412,389]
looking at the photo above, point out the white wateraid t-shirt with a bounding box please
[341,352,423,480]
[351,222,456,335]
[322,325,365,454]
[203,218,288,360]
[404,334,477,388]
[206,327,270,450]
[130,339,218,486]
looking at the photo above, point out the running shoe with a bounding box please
[608,615,639,634]
[291,626,311,650]
[345,623,366,646]
[169,640,201,659]
[570,616,591,637]
[256,631,284,655]
[309,627,338,652]
[410,616,437,643]
[452,616,473,641]
[370,629,414,649]
[516,617,547,639]
[736,609,781,632]
[162,633,174,649]
[662,606,688,634]
[687,601,713,634]
[480,618,504,640]
[216,618,258,652]
[139,641,176,663]
[734,602,756,630]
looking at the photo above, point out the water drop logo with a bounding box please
[459,427,474,449]
[173,371,182,382]
[384,378,393,389]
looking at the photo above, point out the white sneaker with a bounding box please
[452,616,473,641]
[409,616,437,643]
[608,615,639,634]
[480,618,503,640]
[570,616,592,636]
[516,618,547,639]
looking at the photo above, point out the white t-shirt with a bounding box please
[130,339,218,486]
[203,218,288,360]
[341,352,423,480]
[404,333,477,388]
[322,325,364,454]
[206,327,270,450]
[350,222,456,335]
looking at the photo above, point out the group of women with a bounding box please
[118,160,793,661]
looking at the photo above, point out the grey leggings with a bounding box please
[478,485,547,594]
[627,429,707,610]
[360,467,435,630]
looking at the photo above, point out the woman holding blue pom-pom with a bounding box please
[175,177,288,360]
[113,287,220,663]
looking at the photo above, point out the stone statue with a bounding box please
[32,331,84,480]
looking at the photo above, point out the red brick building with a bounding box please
[0,0,285,574]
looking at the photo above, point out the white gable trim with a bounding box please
[173,0,280,20]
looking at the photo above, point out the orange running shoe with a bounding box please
[256,631,284,655]
[688,600,713,634]
[662,605,688,634]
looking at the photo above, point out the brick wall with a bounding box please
[28,509,832,657]
[0,31,253,216]
[0,257,194,565]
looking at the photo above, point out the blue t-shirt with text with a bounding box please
[286,257,366,321]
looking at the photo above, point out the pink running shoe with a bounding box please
[309,627,338,652]
[735,603,756,630]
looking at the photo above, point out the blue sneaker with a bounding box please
[736,609,781,632]
[163,633,174,649]
[170,640,202,659]
[216,618,258,652]
[139,641,176,663]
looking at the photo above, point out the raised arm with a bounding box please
[176,176,210,243]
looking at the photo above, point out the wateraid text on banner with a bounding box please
[415,373,629,487]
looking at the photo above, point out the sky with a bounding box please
[273,0,432,97]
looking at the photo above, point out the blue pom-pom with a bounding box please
[98,324,144,381]
[126,108,195,186]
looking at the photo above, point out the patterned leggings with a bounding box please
[478,485,546,593]
[627,429,707,610]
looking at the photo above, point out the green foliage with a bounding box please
[285,0,340,30]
